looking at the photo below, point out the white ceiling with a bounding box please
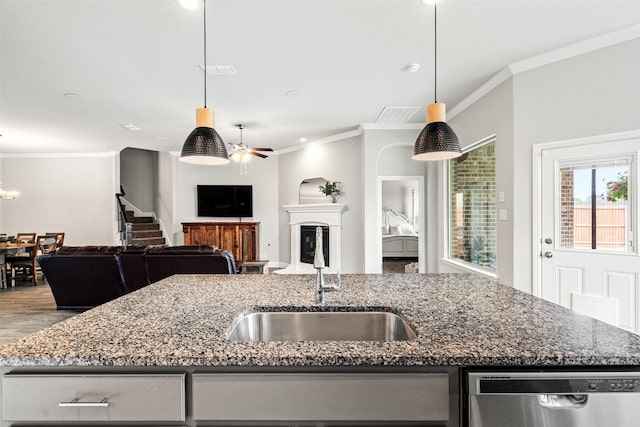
[1,0,638,155]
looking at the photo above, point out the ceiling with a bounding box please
[0,0,638,155]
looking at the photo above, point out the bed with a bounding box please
[381,207,418,258]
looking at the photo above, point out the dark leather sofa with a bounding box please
[38,245,236,310]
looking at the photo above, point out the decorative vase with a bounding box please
[331,195,338,203]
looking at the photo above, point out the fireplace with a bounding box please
[300,226,329,266]
[276,203,346,274]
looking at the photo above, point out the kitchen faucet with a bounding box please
[313,226,340,304]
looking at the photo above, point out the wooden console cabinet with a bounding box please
[182,222,259,262]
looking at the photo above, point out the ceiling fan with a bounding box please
[229,124,273,160]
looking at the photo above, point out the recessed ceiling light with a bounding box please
[176,0,200,10]
[120,123,141,131]
[285,90,299,97]
[299,137,307,143]
[63,92,79,99]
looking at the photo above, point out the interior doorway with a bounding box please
[377,176,425,274]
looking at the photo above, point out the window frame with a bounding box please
[443,135,497,278]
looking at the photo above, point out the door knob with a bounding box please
[544,251,553,258]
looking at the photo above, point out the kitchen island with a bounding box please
[1,273,640,425]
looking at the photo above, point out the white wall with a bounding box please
[0,154,118,245]
[278,136,363,273]
[175,154,280,263]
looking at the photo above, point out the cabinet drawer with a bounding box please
[2,374,185,422]
[192,373,448,421]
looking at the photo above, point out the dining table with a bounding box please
[0,242,36,288]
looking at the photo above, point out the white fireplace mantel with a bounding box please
[275,203,346,274]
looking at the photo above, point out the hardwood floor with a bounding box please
[0,279,77,346]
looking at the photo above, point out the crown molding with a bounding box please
[448,67,513,120]
[509,23,640,76]
[276,128,363,155]
[448,23,640,120]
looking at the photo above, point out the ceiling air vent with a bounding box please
[375,106,420,124]
[200,65,238,75]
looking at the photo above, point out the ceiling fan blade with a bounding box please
[250,152,269,159]
[249,147,274,152]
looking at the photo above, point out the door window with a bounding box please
[558,158,631,252]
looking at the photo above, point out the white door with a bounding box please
[540,139,640,333]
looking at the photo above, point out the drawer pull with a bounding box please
[59,397,110,407]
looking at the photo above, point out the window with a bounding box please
[448,139,496,271]
[559,158,630,251]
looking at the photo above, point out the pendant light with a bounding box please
[413,1,461,161]
[180,0,229,165]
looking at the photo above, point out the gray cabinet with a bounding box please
[192,373,449,422]
[1,369,457,426]
[2,373,185,422]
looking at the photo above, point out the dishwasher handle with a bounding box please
[538,394,588,409]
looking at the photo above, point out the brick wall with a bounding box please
[449,141,496,270]
[560,170,575,248]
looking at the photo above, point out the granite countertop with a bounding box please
[1,273,640,367]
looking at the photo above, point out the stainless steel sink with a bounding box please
[226,310,417,342]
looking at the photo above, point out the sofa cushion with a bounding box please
[56,246,122,255]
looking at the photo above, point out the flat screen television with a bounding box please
[197,185,253,218]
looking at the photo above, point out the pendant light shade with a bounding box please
[413,2,461,161]
[180,0,229,165]
[181,107,229,165]
[413,102,461,161]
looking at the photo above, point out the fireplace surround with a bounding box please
[276,203,346,274]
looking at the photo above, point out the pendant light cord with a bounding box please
[434,1,437,103]
[203,0,207,108]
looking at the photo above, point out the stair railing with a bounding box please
[115,185,132,245]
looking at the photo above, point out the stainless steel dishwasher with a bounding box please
[467,371,640,427]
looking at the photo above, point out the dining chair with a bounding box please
[11,235,57,285]
[14,233,36,244]
[46,232,65,248]
[5,233,37,274]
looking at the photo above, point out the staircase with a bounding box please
[125,210,166,246]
